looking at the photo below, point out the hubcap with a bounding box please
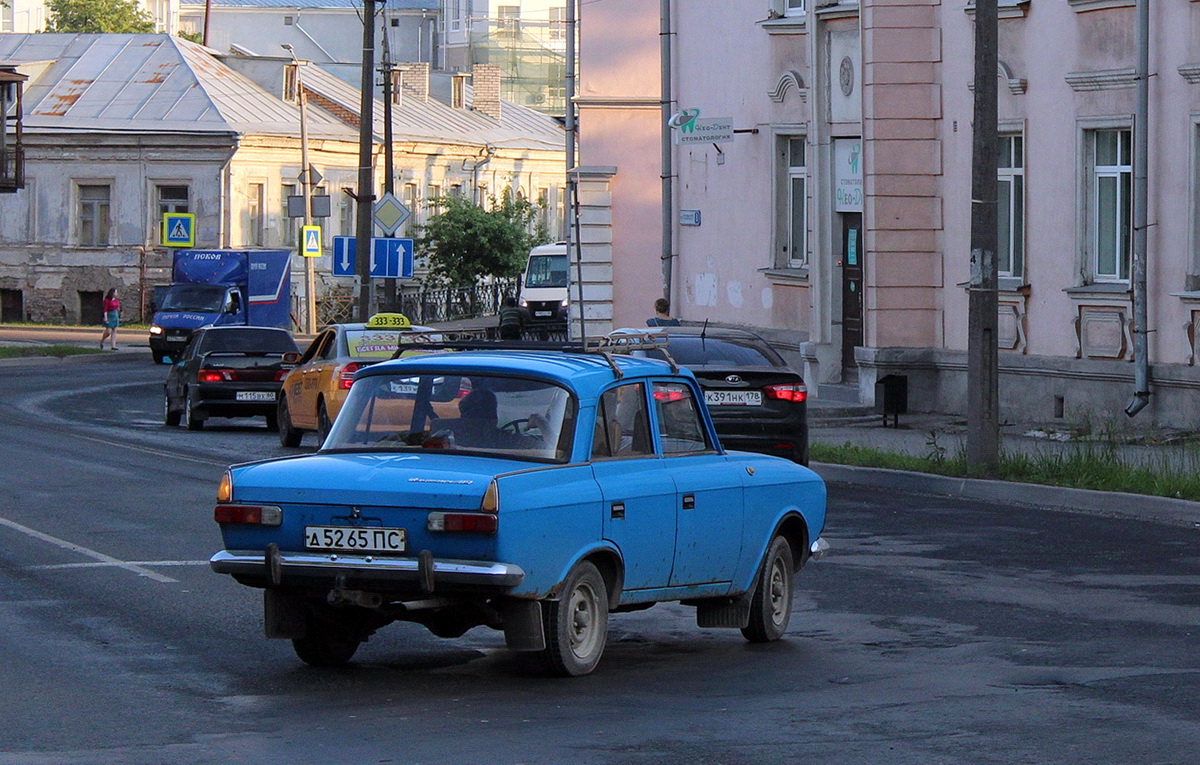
[768,559,788,625]
[568,582,601,659]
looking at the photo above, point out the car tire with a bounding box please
[316,400,332,448]
[163,389,180,427]
[540,561,608,677]
[184,388,204,431]
[741,535,794,643]
[265,410,279,432]
[292,620,362,668]
[278,396,302,448]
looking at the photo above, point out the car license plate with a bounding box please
[534,310,552,317]
[236,391,276,401]
[305,526,406,552]
[166,336,186,342]
[705,390,762,406]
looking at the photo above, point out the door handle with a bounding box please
[682,494,695,510]
[611,501,625,520]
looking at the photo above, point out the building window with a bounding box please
[1089,128,1132,283]
[549,7,565,40]
[248,183,265,247]
[997,135,1024,279]
[282,183,298,246]
[497,5,520,38]
[776,137,807,269]
[341,186,356,237]
[157,185,189,216]
[78,184,111,247]
[425,184,441,222]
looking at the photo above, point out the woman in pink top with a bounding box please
[100,288,120,350]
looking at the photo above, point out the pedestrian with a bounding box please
[646,297,681,327]
[498,296,528,341]
[99,288,121,350]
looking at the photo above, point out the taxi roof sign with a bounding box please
[162,213,196,248]
[366,312,411,329]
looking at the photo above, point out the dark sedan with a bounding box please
[164,326,299,431]
[626,326,808,465]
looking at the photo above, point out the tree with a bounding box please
[417,192,547,286]
[45,0,156,33]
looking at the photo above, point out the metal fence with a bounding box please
[383,280,518,325]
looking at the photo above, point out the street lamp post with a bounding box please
[283,44,318,334]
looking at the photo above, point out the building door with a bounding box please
[840,213,864,370]
[0,289,22,322]
[78,291,103,325]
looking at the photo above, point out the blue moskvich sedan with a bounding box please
[210,334,828,676]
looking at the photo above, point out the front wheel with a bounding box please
[540,561,608,677]
[741,535,794,643]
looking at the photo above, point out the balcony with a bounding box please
[1,66,28,194]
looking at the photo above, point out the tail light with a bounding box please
[274,369,290,381]
[214,504,282,526]
[339,362,359,390]
[427,480,500,534]
[652,387,687,402]
[198,370,230,382]
[764,383,808,403]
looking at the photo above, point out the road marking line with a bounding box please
[0,516,178,583]
[29,560,210,571]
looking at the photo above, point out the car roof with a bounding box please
[201,325,290,333]
[616,325,767,340]
[360,349,687,394]
[324,323,437,333]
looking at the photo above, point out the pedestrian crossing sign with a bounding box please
[161,213,196,248]
[301,225,322,257]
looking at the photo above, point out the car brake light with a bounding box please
[426,512,498,533]
[339,362,359,390]
[198,370,230,382]
[214,504,282,526]
[764,383,808,403]
[653,388,686,402]
[274,369,290,381]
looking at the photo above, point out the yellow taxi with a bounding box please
[277,313,439,447]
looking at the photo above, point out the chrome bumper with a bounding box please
[809,537,830,562]
[210,549,525,590]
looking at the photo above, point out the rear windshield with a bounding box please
[344,329,442,360]
[199,329,296,354]
[325,372,576,463]
[650,336,784,368]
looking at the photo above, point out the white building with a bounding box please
[1,0,181,33]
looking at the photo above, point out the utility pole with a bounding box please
[380,16,397,312]
[355,0,378,321]
[566,0,585,341]
[283,45,317,334]
[966,0,999,473]
[1126,0,1151,417]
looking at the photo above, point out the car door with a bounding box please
[590,381,677,593]
[166,332,201,404]
[651,380,745,587]
[287,330,334,430]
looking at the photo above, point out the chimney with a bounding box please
[470,63,502,121]
[396,62,429,102]
[451,73,467,109]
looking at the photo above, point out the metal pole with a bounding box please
[283,46,317,335]
[566,0,585,340]
[381,15,397,312]
[1126,0,1151,417]
[966,0,999,473]
[660,0,673,302]
[356,0,378,322]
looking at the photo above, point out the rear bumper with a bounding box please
[210,549,525,593]
[194,384,281,417]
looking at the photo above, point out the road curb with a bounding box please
[811,462,1200,528]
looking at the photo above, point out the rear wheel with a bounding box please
[540,561,608,677]
[316,400,332,448]
[741,535,794,643]
[292,620,362,667]
[278,396,302,447]
[163,389,180,426]
[184,389,204,431]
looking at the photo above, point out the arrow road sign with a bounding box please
[161,213,196,247]
[332,236,356,276]
[369,238,414,279]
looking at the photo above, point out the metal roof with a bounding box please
[179,0,435,7]
[0,34,357,139]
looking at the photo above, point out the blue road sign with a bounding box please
[162,213,196,247]
[332,236,356,276]
[369,238,414,279]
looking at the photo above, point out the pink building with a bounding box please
[576,0,1200,428]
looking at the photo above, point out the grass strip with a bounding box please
[0,345,107,359]
[811,441,1200,502]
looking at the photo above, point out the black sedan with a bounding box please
[629,326,808,465]
[164,326,299,431]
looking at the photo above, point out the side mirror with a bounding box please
[282,352,302,364]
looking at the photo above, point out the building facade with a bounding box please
[576,0,1200,428]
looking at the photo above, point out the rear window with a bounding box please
[344,329,442,360]
[200,329,296,354]
[651,336,783,368]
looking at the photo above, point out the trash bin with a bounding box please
[875,374,908,427]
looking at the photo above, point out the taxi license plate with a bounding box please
[305,526,406,552]
[236,391,276,402]
[705,390,762,406]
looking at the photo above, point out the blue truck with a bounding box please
[148,249,293,364]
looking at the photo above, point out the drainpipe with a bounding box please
[1125,0,1150,417]
[660,0,673,302]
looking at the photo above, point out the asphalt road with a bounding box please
[0,355,1197,764]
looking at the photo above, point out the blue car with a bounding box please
[210,336,828,676]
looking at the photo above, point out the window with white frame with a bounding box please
[497,6,520,38]
[1088,128,1132,283]
[997,135,1024,279]
[776,136,807,269]
[157,185,189,216]
[248,183,265,246]
[549,7,565,40]
[282,182,298,246]
[77,184,111,247]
